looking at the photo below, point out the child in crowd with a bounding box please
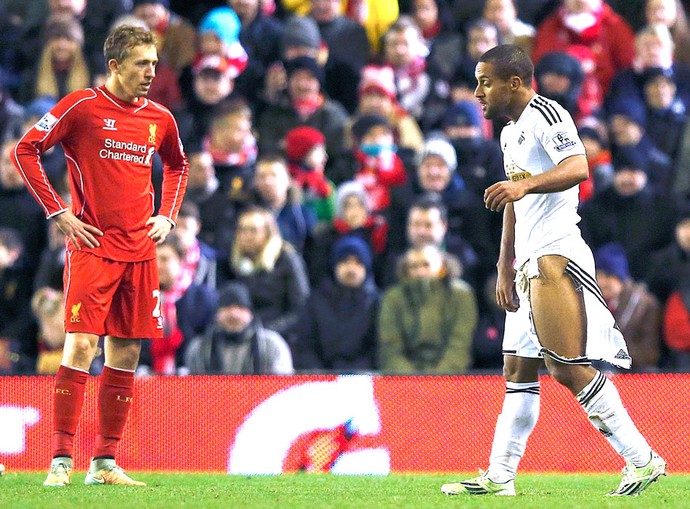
[284,126,335,222]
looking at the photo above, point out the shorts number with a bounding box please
[152,289,161,318]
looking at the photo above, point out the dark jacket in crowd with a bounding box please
[218,245,310,342]
[139,282,218,371]
[580,187,676,280]
[295,277,380,372]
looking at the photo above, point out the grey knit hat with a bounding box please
[282,15,321,51]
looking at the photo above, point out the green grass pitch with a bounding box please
[1,472,688,509]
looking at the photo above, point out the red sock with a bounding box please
[52,365,89,458]
[93,366,135,458]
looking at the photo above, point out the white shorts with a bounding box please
[502,235,632,369]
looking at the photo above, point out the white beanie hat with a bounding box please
[420,137,457,172]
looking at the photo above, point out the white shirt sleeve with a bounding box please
[536,113,586,166]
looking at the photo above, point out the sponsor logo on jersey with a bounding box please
[103,118,117,131]
[552,132,576,152]
[70,302,82,323]
[99,138,152,164]
[35,113,58,132]
[148,123,157,144]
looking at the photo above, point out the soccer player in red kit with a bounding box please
[12,25,188,486]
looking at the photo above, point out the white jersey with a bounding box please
[500,94,586,266]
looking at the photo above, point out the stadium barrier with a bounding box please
[1,374,687,473]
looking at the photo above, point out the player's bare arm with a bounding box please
[146,215,173,244]
[496,203,519,312]
[53,210,104,249]
[484,154,589,211]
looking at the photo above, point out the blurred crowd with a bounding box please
[2,0,690,376]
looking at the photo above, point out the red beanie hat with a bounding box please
[284,126,326,162]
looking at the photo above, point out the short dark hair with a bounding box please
[478,44,533,84]
[409,194,448,223]
[104,25,157,69]
[210,98,252,127]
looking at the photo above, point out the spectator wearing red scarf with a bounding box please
[143,234,217,375]
[349,114,408,213]
[285,126,336,221]
[381,16,431,120]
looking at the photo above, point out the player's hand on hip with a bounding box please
[146,215,173,244]
[496,267,519,312]
[484,181,527,212]
[52,210,103,249]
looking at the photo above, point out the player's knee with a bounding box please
[70,335,97,356]
[547,361,586,393]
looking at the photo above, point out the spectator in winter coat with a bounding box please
[379,244,478,374]
[21,13,91,104]
[641,66,688,162]
[185,281,293,374]
[252,154,318,253]
[139,234,218,376]
[284,125,336,222]
[174,202,217,289]
[310,0,371,113]
[535,51,592,121]
[349,65,424,152]
[607,24,690,115]
[257,55,349,168]
[218,206,310,344]
[580,147,677,280]
[380,16,431,120]
[305,180,389,287]
[532,0,636,97]
[347,114,408,213]
[295,235,380,372]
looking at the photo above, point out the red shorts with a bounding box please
[63,251,163,338]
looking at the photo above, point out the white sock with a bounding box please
[577,371,652,467]
[487,381,540,483]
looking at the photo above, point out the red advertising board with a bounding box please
[0,374,687,473]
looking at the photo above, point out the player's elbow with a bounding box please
[565,155,589,184]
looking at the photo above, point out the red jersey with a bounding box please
[12,86,189,262]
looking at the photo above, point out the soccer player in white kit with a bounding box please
[441,45,666,497]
